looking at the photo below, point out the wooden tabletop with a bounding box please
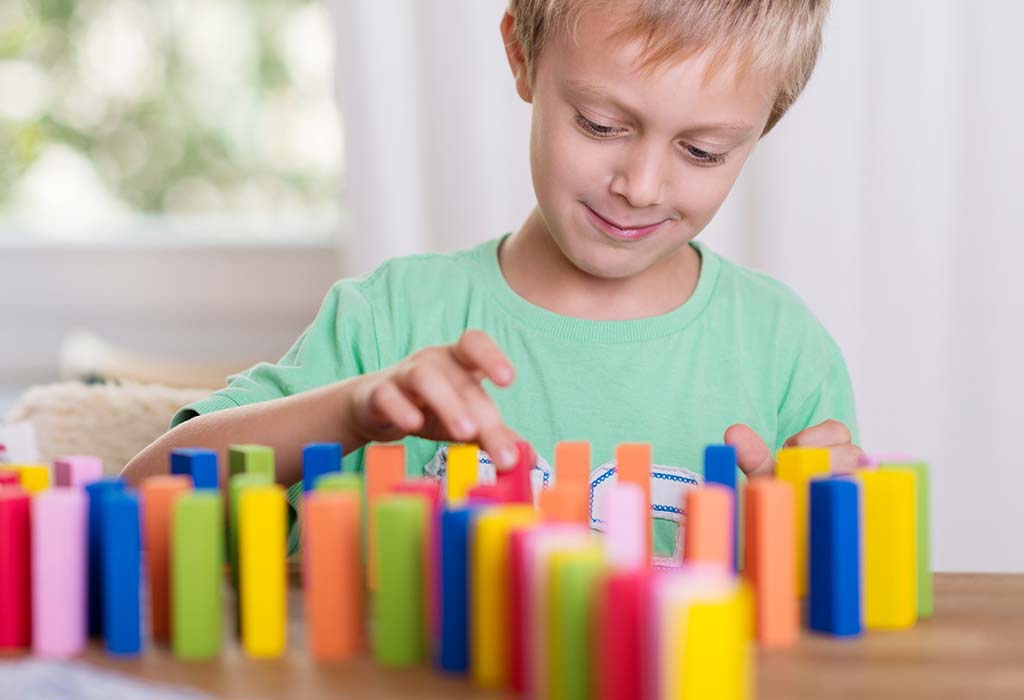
[32,573,1024,699]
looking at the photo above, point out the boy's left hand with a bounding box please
[724,420,863,478]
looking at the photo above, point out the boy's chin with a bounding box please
[561,237,661,281]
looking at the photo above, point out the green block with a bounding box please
[172,493,223,659]
[228,472,273,635]
[228,444,275,481]
[554,551,605,700]
[882,461,932,617]
[372,496,426,666]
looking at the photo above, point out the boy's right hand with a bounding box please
[348,330,523,469]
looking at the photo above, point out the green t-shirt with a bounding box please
[173,234,857,559]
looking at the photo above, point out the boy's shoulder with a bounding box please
[701,243,819,322]
[347,237,494,295]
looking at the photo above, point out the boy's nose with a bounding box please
[609,142,668,209]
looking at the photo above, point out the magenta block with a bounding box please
[54,456,104,488]
[32,489,88,657]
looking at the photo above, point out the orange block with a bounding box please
[554,442,590,487]
[304,490,363,660]
[682,484,733,569]
[366,444,406,590]
[743,479,798,647]
[539,484,589,525]
[616,444,652,561]
[140,475,192,642]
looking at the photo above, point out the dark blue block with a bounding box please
[809,477,862,637]
[302,442,343,493]
[704,444,738,569]
[438,506,477,672]
[170,448,219,490]
[102,490,142,655]
[85,478,124,637]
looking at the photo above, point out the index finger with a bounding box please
[783,419,852,448]
[451,329,515,387]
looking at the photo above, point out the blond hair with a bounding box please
[506,0,829,134]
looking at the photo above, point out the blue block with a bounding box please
[704,444,738,569]
[170,448,219,490]
[302,442,343,493]
[102,490,142,655]
[809,477,862,637]
[85,478,125,637]
[438,506,477,672]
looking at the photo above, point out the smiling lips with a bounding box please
[584,203,667,241]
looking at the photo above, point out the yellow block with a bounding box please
[545,544,604,700]
[3,464,51,494]
[239,484,287,657]
[775,447,830,596]
[470,504,538,688]
[447,444,478,505]
[860,469,917,629]
[673,581,753,700]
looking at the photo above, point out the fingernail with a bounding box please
[500,447,517,468]
[458,418,477,437]
[498,365,513,383]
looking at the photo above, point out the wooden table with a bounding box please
[35,574,1024,699]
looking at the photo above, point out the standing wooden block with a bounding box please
[316,472,363,494]
[0,487,31,650]
[85,478,125,637]
[228,471,274,631]
[302,442,343,494]
[602,483,647,572]
[101,490,142,655]
[809,477,862,637]
[239,484,287,657]
[882,460,932,617]
[597,569,649,700]
[775,447,830,596]
[704,445,739,570]
[615,443,652,562]
[539,484,588,525]
[682,484,734,570]
[555,442,590,488]
[495,441,535,504]
[372,495,426,666]
[743,478,797,647]
[549,547,605,700]
[228,444,275,480]
[439,506,478,673]
[471,504,538,689]
[170,448,219,490]
[861,469,917,629]
[140,475,192,643]
[9,464,50,493]
[446,444,479,506]
[32,489,87,658]
[54,456,103,488]
[392,480,443,650]
[0,471,18,487]
[304,490,363,660]
[172,492,223,660]
[366,443,406,590]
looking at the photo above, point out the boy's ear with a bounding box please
[500,11,534,103]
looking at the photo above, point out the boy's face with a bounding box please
[505,10,775,280]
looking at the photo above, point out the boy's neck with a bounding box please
[499,207,702,321]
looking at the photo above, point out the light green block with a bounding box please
[372,496,426,666]
[882,461,932,617]
[553,550,604,700]
[172,493,223,659]
[228,444,275,481]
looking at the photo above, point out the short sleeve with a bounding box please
[170,279,381,428]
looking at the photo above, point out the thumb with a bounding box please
[724,424,775,477]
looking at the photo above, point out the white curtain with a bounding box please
[331,0,1024,572]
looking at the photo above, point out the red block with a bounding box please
[597,569,649,700]
[0,487,32,649]
[495,441,535,504]
[507,528,531,693]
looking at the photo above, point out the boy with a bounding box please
[124,0,860,558]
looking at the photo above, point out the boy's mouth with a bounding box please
[583,203,666,241]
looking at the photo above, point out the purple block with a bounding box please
[54,456,104,488]
[32,489,88,657]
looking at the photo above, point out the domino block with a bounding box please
[861,469,917,629]
[53,456,103,488]
[172,492,223,660]
[372,495,426,666]
[0,488,31,650]
[881,460,932,617]
[316,472,363,494]
[507,527,532,692]
[140,475,192,642]
[302,442,343,493]
[776,447,830,596]
[471,504,538,689]
[228,444,275,480]
[704,445,739,570]
[101,490,142,655]
[7,464,50,493]
[239,484,287,657]
[549,547,605,700]
[743,478,797,647]
[446,444,479,505]
[170,448,219,490]
[85,478,125,637]
[392,479,443,653]
[495,440,535,504]
[539,484,588,525]
[602,482,647,572]
[228,471,274,633]
[304,490,363,660]
[554,442,590,487]
[0,471,18,487]
[682,484,734,570]
[597,568,649,700]
[467,482,514,504]
[366,444,406,590]
[439,506,478,673]
[32,489,87,658]
[808,477,861,636]
[615,443,652,562]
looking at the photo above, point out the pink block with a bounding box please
[603,483,646,572]
[54,456,104,488]
[858,451,918,468]
[32,489,87,657]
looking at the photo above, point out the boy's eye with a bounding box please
[684,145,727,166]
[575,111,728,166]
[574,112,621,137]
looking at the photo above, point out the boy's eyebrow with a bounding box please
[564,78,755,136]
